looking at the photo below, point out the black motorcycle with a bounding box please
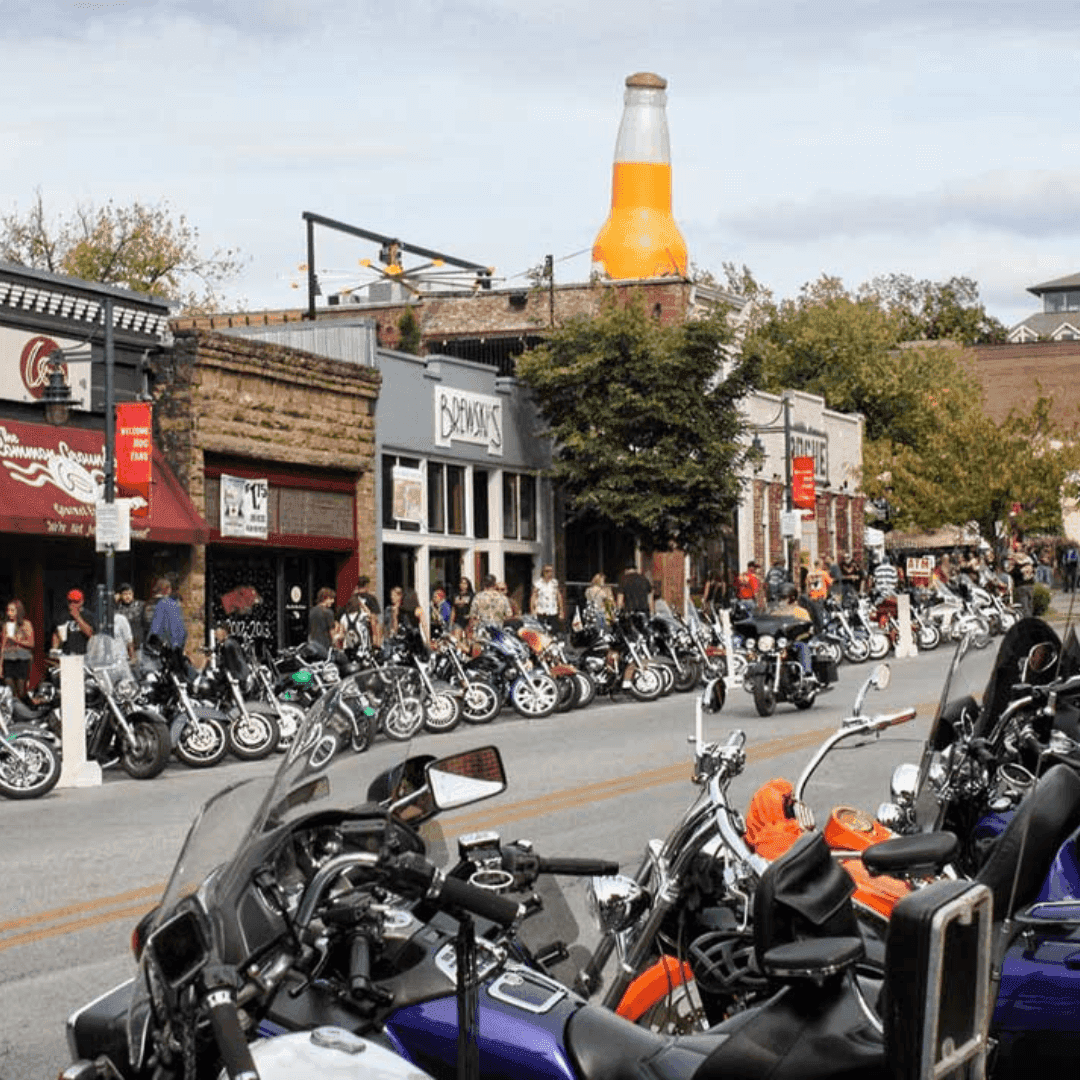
[736,613,836,716]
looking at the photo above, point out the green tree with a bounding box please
[396,307,422,354]
[0,190,244,313]
[517,291,760,553]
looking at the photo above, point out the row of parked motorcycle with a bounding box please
[0,577,1023,801]
[61,615,1080,1080]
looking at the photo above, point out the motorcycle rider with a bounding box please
[772,583,815,675]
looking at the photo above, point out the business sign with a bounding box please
[0,327,92,410]
[434,386,503,456]
[220,473,269,539]
[907,556,934,588]
[789,430,828,481]
[115,401,152,517]
[791,455,816,510]
[392,465,423,523]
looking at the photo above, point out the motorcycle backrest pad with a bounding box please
[883,880,992,1080]
[752,832,857,969]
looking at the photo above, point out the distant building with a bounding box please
[1008,272,1080,343]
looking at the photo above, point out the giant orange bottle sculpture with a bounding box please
[592,72,689,281]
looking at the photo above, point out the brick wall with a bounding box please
[150,330,381,645]
[967,340,1080,427]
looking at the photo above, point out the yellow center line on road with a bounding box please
[1,703,936,954]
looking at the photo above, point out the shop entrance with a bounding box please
[429,548,462,596]
[382,544,417,609]
[504,553,534,617]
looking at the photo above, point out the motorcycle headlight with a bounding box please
[744,637,756,652]
[116,678,139,703]
[889,762,920,806]
[758,635,775,653]
[776,636,788,650]
[875,802,906,832]
[587,875,649,935]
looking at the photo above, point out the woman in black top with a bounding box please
[452,578,474,637]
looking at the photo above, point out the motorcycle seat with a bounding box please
[861,831,958,879]
[565,1003,720,1080]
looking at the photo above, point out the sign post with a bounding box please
[56,654,102,788]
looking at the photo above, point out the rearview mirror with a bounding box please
[870,663,891,691]
[426,746,507,810]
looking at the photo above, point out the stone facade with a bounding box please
[151,329,381,645]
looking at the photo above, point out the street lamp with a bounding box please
[749,391,794,576]
[38,296,118,636]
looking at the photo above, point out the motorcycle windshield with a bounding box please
[125,676,454,1068]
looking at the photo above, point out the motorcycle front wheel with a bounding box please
[121,717,171,779]
[381,695,425,741]
[573,670,597,710]
[628,665,663,702]
[915,624,941,651]
[461,678,501,724]
[868,632,891,660]
[510,673,559,718]
[752,678,776,717]
[672,657,703,693]
[174,716,229,768]
[423,691,463,733]
[843,637,871,664]
[0,735,61,799]
[274,702,305,750]
[554,674,580,713]
[655,662,676,696]
[226,708,280,761]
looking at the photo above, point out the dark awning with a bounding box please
[0,418,209,544]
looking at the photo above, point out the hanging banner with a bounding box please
[392,465,423,523]
[220,473,269,538]
[114,402,152,518]
[791,455,816,510]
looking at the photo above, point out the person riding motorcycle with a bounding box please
[770,584,814,675]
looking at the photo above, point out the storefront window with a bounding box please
[428,462,445,533]
[502,472,519,539]
[501,472,537,541]
[447,465,465,535]
[520,474,536,541]
[383,454,422,532]
[473,469,489,539]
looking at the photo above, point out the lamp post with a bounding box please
[39,296,117,637]
[750,391,794,577]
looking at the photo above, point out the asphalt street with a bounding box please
[0,643,989,1079]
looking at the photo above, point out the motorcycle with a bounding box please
[61,678,993,1080]
[381,626,464,734]
[735,612,836,715]
[0,684,60,798]
[568,609,665,702]
[427,629,503,725]
[515,616,594,711]
[142,640,230,768]
[470,622,560,719]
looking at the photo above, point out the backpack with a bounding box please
[1066,547,1078,565]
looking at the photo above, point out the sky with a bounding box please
[3,0,1079,327]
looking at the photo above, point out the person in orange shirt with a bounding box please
[806,557,833,603]
[734,561,764,610]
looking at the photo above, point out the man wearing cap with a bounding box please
[734,561,764,610]
[115,583,145,659]
[52,589,96,655]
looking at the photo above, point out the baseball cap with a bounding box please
[67,589,84,603]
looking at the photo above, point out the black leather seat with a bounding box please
[861,832,958,878]
[975,763,1080,921]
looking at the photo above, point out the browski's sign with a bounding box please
[434,386,503,456]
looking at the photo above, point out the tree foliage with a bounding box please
[744,273,1077,540]
[0,190,244,313]
[517,292,760,553]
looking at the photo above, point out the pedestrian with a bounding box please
[1008,547,1036,618]
[733,560,764,611]
[585,572,615,627]
[1,599,34,700]
[870,557,899,599]
[451,578,475,641]
[764,561,788,604]
[617,564,654,615]
[468,574,513,633]
[114,583,145,657]
[1063,542,1079,593]
[111,606,137,667]
[839,552,863,599]
[399,587,428,640]
[497,581,520,618]
[338,592,372,654]
[354,576,381,632]
[307,586,339,654]
[149,573,188,651]
[52,588,95,656]
[701,568,728,612]
[529,563,564,633]
[431,588,452,634]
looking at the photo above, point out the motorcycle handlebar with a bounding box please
[873,708,917,729]
[203,982,259,1080]
[536,856,621,877]
[393,852,522,927]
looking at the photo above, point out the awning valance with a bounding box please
[0,418,209,544]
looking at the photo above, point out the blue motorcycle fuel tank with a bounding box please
[385,967,582,1080]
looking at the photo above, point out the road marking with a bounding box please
[1,705,935,953]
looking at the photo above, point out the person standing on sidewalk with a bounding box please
[530,564,564,634]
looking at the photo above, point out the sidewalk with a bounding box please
[1041,589,1080,625]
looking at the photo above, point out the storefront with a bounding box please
[376,350,553,614]
[0,263,194,682]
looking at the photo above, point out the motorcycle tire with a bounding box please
[672,657,703,694]
[998,610,1018,634]
[843,638,871,664]
[381,695,425,741]
[817,641,844,666]
[173,716,229,768]
[916,624,941,651]
[349,709,377,753]
[423,691,463,734]
[628,666,663,702]
[868,633,891,660]
[971,619,993,650]
[274,702,305,750]
[120,717,171,780]
[655,662,676,696]
[0,734,61,799]
[510,673,559,719]
[792,691,817,710]
[752,679,776,717]
[554,674,580,714]
[226,708,280,761]
[461,678,502,724]
[573,670,597,710]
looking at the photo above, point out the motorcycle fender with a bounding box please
[615,956,695,1021]
[128,706,169,728]
[429,679,462,698]
[192,703,231,723]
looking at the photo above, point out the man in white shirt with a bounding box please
[530,564,564,634]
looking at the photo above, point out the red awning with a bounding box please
[0,418,209,544]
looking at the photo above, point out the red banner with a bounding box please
[791,455,816,510]
[115,402,152,517]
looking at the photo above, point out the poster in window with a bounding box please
[392,465,424,524]
[220,473,269,538]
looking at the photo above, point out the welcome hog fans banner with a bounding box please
[0,419,207,544]
[0,327,92,410]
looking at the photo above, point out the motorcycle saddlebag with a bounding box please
[811,656,838,685]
